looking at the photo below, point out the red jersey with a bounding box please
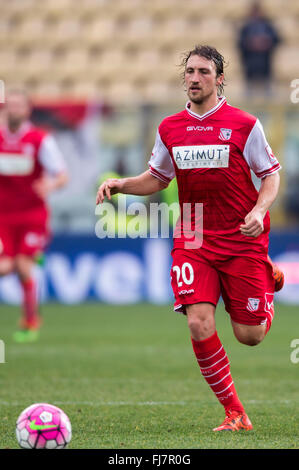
[149,97,281,256]
[0,121,65,224]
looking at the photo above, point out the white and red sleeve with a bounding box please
[38,135,67,175]
[243,119,281,178]
[148,129,175,184]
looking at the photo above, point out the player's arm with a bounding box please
[33,135,68,199]
[240,172,280,237]
[33,171,68,199]
[97,126,175,204]
[240,118,281,238]
[96,170,168,204]
[48,170,68,190]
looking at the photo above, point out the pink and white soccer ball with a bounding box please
[16,403,72,449]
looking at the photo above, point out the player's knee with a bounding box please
[237,335,263,346]
[232,321,266,346]
[187,306,215,339]
[14,255,33,281]
[187,315,203,334]
[0,257,14,276]
[234,329,265,346]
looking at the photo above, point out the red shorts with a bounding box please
[171,247,275,327]
[0,217,49,258]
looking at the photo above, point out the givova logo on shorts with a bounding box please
[172,145,229,169]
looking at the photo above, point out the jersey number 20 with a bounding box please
[172,263,194,286]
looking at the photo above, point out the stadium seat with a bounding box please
[34,81,62,98]
[274,46,299,81]
[71,81,101,99]
[11,17,45,48]
[104,81,136,105]
[84,18,116,47]
[277,17,299,43]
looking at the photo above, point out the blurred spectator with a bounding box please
[237,2,281,97]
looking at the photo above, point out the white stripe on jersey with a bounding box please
[243,119,281,178]
[185,96,227,121]
[148,130,175,182]
[38,135,67,175]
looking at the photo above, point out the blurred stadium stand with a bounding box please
[0,0,298,103]
[0,0,298,229]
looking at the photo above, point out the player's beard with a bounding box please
[188,87,214,105]
[7,116,24,132]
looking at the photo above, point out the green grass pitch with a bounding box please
[0,302,298,449]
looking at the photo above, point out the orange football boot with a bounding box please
[213,410,253,432]
[267,255,284,292]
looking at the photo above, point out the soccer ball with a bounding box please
[16,403,72,449]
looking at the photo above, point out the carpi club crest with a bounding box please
[219,128,232,141]
[247,298,260,312]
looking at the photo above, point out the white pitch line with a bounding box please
[0,399,297,407]
[0,400,189,407]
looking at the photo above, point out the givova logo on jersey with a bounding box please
[172,145,230,169]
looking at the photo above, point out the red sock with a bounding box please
[21,278,39,328]
[191,331,244,414]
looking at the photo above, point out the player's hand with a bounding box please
[96,178,124,204]
[32,176,55,199]
[240,209,264,238]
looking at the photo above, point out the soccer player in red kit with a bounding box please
[0,89,68,342]
[96,46,284,431]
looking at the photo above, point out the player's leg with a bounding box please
[220,255,275,346]
[0,256,15,276]
[213,255,275,429]
[0,225,15,276]
[171,248,251,431]
[14,253,41,330]
[186,302,252,431]
[13,225,48,339]
[186,302,215,340]
[231,321,266,346]
[0,224,39,341]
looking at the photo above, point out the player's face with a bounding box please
[184,55,223,104]
[5,93,31,129]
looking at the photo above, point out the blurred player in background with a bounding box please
[96,45,284,432]
[0,89,68,342]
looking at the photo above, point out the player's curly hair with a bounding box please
[180,45,226,96]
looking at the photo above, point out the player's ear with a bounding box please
[216,73,224,87]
